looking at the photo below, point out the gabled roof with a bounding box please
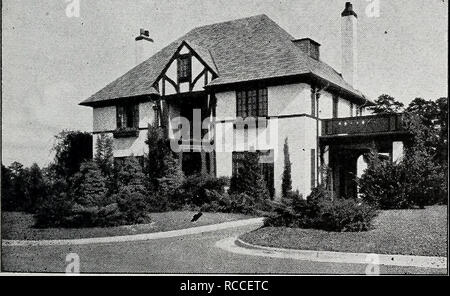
[80,14,368,107]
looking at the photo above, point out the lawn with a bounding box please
[2,211,251,240]
[239,205,448,257]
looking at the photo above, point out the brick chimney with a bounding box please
[341,2,358,88]
[292,38,321,60]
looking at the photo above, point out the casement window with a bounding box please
[350,102,354,117]
[232,150,274,198]
[116,103,139,129]
[236,88,268,118]
[177,54,192,83]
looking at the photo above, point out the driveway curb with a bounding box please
[215,237,447,269]
[2,218,264,247]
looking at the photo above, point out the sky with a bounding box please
[1,0,448,167]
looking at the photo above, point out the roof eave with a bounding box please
[79,93,159,108]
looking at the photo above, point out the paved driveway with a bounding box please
[1,223,445,274]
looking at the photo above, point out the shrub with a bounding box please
[181,174,229,206]
[359,145,446,209]
[318,199,378,232]
[201,189,270,215]
[264,187,378,232]
[35,193,74,228]
[113,186,149,225]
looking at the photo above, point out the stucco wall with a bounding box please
[92,101,155,158]
[93,106,116,132]
[338,97,352,118]
[268,83,311,116]
[318,90,333,119]
[214,82,320,198]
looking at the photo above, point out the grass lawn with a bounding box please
[240,205,448,257]
[2,211,251,240]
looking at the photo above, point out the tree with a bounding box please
[94,134,114,177]
[1,164,15,211]
[435,97,448,166]
[71,161,108,207]
[6,162,28,211]
[145,123,171,192]
[359,114,446,208]
[369,94,404,114]
[281,138,292,198]
[230,151,270,202]
[52,130,93,179]
[158,153,185,199]
[25,163,47,213]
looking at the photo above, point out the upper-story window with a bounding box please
[177,54,191,83]
[117,103,139,129]
[236,88,268,118]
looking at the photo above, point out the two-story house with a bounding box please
[80,3,407,199]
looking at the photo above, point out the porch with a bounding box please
[161,91,215,176]
[319,113,412,198]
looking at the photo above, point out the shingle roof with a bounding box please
[80,14,367,106]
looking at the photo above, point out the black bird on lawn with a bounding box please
[191,211,203,222]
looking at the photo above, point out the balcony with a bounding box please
[321,113,406,137]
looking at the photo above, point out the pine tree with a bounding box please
[71,161,107,207]
[158,153,185,197]
[145,123,171,191]
[94,134,114,176]
[281,138,292,198]
[230,151,269,202]
[116,157,146,190]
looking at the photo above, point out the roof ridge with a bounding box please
[190,14,269,31]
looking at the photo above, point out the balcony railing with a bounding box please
[321,113,405,136]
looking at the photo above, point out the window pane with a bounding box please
[248,90,257,117]
[258,88,268,117]
[177,55,191,82]
[236,91,244,118]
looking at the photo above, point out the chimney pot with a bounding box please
[341,2,358,18]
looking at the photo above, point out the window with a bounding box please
[177,54,191,83]
[117,103,139,129]
[236,88,268,118]
[350,103,354,117]
[232,150,274,198]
